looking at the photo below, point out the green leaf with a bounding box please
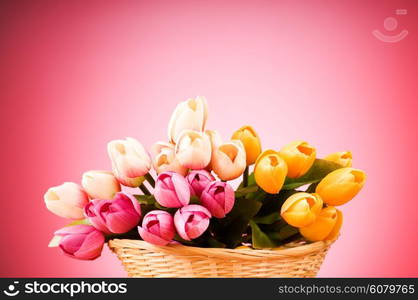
[238,172,256,189]
[305,182,319,193]
[282,159,342,190]
[252,212,281,224]
[255,189,296,217]
[65,218,90,227]
[248,172,256,186]
[190,196,201,205]
[250,220,275,248]
[211,196,262,248]
[235,185,259,198]
[267,225,299,241]
[134,194,156,205]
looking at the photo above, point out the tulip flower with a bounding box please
[186,170,215,197]
[300,206,343,241]
[84,192,141,234]
[54,225,105,260]
[154,172,190,208]
[175,130,212,170]
[81,170,121,200]
[280,192,323,228]
[138,210,175,246]
[279,140,316,178]
[316,167,366,206]
[200,181,235,218]
[174,205,211,241]
[108,137,151,187]
[205,130,223,171]
[211,140,246,181]
[168,96,208,143]
[324,151,352,167]
[44,182,89,219]
[254,149,288,194]
[151,142,187,176]
[231,125,262,165]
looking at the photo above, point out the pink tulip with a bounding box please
[138,210,175,246]
[84,192,141,234]
[107,137,151,187]
[54,225,104,260]
[168,96,208,143]
[44,182,89,219]
[186,170,215,197]
[174,205,211,240]
[154,172,190,208]
[200,181,235,218]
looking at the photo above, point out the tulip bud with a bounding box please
[205,130,223,171]
[81,170,121,200]
[279,141,316,178]
[168,96,208,143]
[154,172,190,208]
[231,125,262,165]
[280,192,323,228]
[254,149,288,194]
[84,192,141,234]
[186,170,215,197]
[300,206,343,241]
[108,137,151,187]
[324,151,352,167]
[44,182,89,219]
[174,204,211,240]
[138,210,175,246]
[316,167,366,206]
[151,142,188,176]
[175,130,212,170]
[54,225,105,260]
[200,181,235,218]
[211,140,246,181]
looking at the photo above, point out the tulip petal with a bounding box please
[185,217,210,239]
[171,174,190,206]
[174,210,190,240]
[54,224,94,236]
[73,230,105,260]
[138,226,171,246]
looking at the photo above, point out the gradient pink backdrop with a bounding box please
[1,0,417,277]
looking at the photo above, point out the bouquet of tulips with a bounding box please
[45,97,366,260]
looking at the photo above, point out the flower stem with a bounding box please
[145,173,155,188]
[243,166,249,187]
[139,183,151,195]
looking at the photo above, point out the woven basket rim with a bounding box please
[108,238,336,261]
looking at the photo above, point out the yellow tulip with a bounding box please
[280,192,323,228]
[279,140,316,178]
[300,206,343,241]
[254,149,288,194]
[316,167,366,206]
[324,151,352,167]
[231,125,262,165]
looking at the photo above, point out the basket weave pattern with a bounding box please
[108,238,335,278]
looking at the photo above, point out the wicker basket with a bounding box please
[108,238,336,278]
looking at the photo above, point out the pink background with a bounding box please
[1,0,417,277]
